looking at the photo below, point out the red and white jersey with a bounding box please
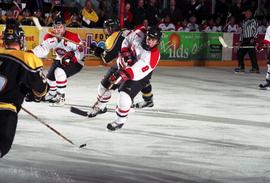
[32,30,84,65]
[264,26,270,45]
[118,26,160,81]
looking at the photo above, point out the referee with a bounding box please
[235,8,259,73]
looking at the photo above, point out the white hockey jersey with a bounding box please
[264,26,270,43]
[32,30,84,65]
[118,26,160,81]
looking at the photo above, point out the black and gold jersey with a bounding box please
[101,30,128,63]
[0,49,48,113]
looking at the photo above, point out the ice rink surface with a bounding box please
[1,66,270,183]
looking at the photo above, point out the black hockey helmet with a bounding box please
[146,26,162,43]
[141,26,162,51]
[53,15,65,26]
[103,18,120,35]
[3,19,25,49]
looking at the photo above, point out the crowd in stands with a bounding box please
[0,0,269,34]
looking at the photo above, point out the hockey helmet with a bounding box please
[141,26,162,51]
[53,15,65,26]
[103,18,120,35]
[146,26,162,43]
[3,19,25,49]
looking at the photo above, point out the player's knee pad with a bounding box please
[54,68,67,82]
[98,83,111,102]
[116,91,132,117]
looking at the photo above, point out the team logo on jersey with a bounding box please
[55,48,67,56]
[0,75,7,92]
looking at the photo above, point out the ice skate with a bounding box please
[42,92,57,102]
[132,100,154,108]
[259,80,270,90]
[87,107,107,118]
[49,93,65,107]
[132,95,154,108]
[107,121,124,131]
[234,67,245,73]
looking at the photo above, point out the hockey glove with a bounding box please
[61,51,77,66]
[119,50,135,68]
[90,44,105,57]
[255,42,265,52]
[25,92,41,102]
[109,69,131,85]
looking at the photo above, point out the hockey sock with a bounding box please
[266,64,270,81]
[55,68,67,95]
[96,83,111,109]
[115,91,132,123]
[47,79,57,96]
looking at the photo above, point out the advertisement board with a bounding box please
[159,32,223,61]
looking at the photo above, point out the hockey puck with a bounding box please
[79,143,87,148]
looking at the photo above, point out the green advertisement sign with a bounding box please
[159,32,223,61]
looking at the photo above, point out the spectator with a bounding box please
[202,17,217,32]
[185,0,204,22]
[46,10,59,26]
[67,13,81,27]
[20,9,35,26]
[81,0,99,28]
[215,17,223,32]
[145,0,160,26]
[124,2,133,29]
[142,18,149,29]
[133,0,146,27]
[176,19,190,32]
[0,9,5,24]
[187,15,199,32]
[158,14,175,31]
[33,9,45,26]
[215,0,229,25]
[161,0,182,25]
[229,0,244,23]
[226,16,240,33]
[96,1,109,28]
[257,16,267,34]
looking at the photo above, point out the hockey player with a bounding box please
[107,26,162,130]
[88,25,162,130]
[258,25,270,89]
[0,19,48,158]
[91,18,155,111]
[31,16,84,106]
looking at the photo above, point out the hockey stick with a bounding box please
[21,106,86,148]
[218,36,255,49]
[70,77,122,117]
[32,17,95,51]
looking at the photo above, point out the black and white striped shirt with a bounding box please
[240,18,258,40]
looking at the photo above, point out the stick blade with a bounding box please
[32,17,43,31]
[218,36,228,48]
[70,106,88,117]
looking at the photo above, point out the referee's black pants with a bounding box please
[237,38,259,70]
